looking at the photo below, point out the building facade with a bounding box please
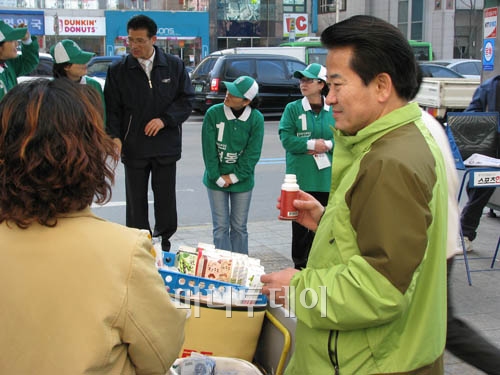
[0,0,487,62]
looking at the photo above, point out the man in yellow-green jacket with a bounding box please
[262,15,448,375]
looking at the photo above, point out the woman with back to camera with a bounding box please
[201,75,264,254]
[0,79,186,374]
[279,63,335,270]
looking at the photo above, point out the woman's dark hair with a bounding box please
[319,80,329,97]
[321,15,421,101]
[249,96,260,110]
[127,14,157,38]
[0,78,117,228]
[52,62,71,78]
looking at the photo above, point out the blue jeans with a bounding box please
[206,188,253,254]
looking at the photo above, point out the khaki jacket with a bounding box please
[0,208,186,374]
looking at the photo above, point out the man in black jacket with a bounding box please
[105,14,194,251]
[458,75,499,252]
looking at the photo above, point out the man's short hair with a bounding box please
[127,14,158,38]
[321,15,422,101]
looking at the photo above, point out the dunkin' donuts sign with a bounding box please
[45,16,106,36]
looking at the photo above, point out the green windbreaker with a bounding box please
[287,103,448,375]
[202,103,264,193]
[279,97,335,192]
[0,36,39,101]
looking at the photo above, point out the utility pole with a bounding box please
[53,13,59,42]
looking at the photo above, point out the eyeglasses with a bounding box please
[299,78,318,84]
[127,37,150,45]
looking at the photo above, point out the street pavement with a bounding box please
[169,206,500,374]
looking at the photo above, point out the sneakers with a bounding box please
[457,236,473,253]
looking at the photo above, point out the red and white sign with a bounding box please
[484,7,497,39]
[45,16,106,36]
[283,13,308,37]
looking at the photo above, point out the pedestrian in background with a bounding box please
[50,39,105,109]
[458,75,499,252]
[0,78,186,374]
[261,15,448,374]
[0,21,39,101]
[279,63,334,270]
[201,76,264,254]
[105,14,194,252]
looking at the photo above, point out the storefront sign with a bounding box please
[283,14,308,37]
[0,10,44,36]
[45,16,106,36]
[483,38,495,71]
[484,7,497,39]
[157,27,177,37]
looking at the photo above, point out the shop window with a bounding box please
[218,0,260,21]
[318,0,345,14]
[283,0,306,13]
[398,0,423,41]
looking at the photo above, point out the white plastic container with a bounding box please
[279,174,300,220]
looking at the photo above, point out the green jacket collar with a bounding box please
[334,102,421,154]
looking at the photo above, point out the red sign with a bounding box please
[283,13,308,36]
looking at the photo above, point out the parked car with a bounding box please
[185,65,195,78]
[419,63,466,78]
[17,52,54,83]
[87,55,123,79]
[430,59,482,79]
[190,54,307,115]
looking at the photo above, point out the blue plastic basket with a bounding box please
[158,268,267,306]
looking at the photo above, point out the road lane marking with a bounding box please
[258,157,285,165]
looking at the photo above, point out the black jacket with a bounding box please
[104,46,194,161]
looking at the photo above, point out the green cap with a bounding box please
[0,21,27,42]
[293,63,327,82]
[223,75,259,100]
[50,39,95,64]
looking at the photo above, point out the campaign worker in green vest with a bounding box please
[0,21,39,101]
[50,39,105,116]
[201,75,264,254]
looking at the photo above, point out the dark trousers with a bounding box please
[461,186,495,240]
[292,191,329,270]
[124,158,177,251]
[447,258,500,374]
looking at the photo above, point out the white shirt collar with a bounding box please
[138,49,155,66]
[223,104,252,121]
[301,96,330,112]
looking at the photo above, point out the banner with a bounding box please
[0,10,44,36]
[484,7,497,39]
[283,13,308,37]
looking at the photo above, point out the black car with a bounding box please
[190,54,306,115]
